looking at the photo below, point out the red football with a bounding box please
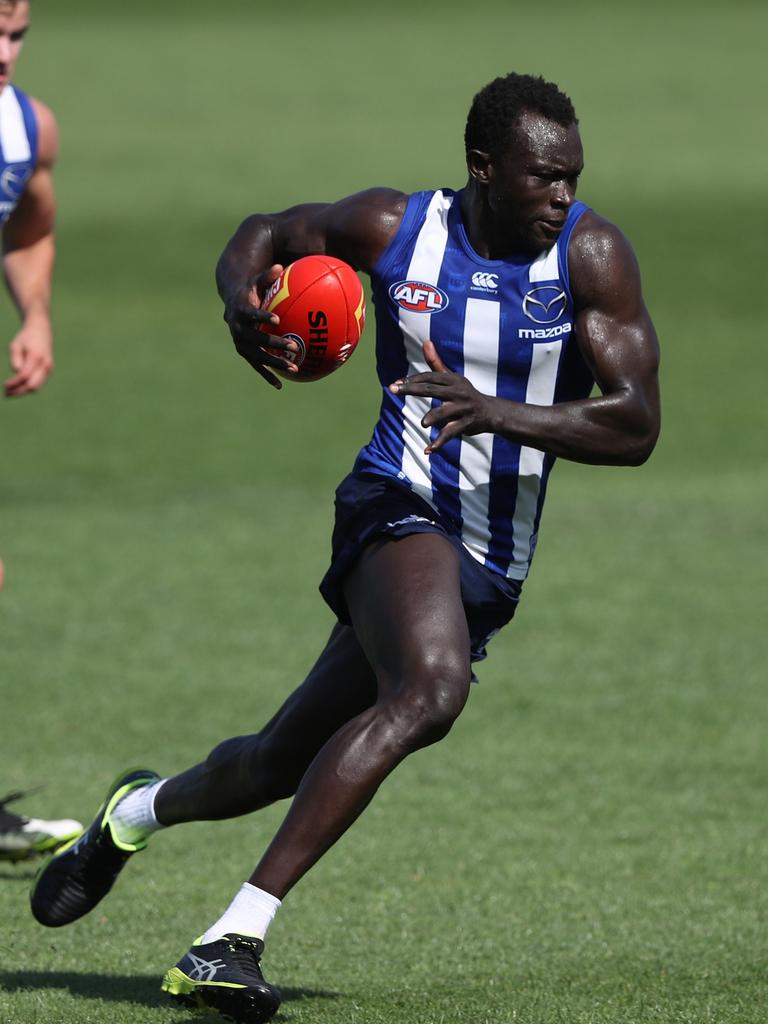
[259,255,366,382]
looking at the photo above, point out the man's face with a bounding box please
[0,1,30,92]
[483,112,584,254]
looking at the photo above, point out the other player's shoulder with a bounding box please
[27,95,59,167]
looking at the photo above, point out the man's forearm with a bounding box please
[3,232,55,323]
[484,391,659,467]
[215,215,276,312]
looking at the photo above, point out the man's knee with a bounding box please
[384,651,471,749]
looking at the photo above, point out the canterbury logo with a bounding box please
[186,953,228,982]
[471,272,498,290]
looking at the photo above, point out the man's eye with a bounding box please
[10,29,28,42]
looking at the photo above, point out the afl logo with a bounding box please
[389,280,449,314]
[522,285,567,324]
[1,166,28,202]
[262,332,306,366]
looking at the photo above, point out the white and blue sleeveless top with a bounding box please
[0,85,38,225]
[354,188,594,581]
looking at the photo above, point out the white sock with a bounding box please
[109,780,167,846]
[201,883,282,944]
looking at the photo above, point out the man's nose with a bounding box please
[0,35,11,64]
[551,180,575,209]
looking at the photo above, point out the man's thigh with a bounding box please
[342,532,472,695]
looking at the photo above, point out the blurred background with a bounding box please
[1,2,766,1022]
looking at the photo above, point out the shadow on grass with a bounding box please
[0,970,339,1013]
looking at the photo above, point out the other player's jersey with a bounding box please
[354,188,595,581]
[0,85,38,226]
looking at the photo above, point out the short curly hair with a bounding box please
[465,72,577,158]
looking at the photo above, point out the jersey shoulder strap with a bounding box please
[0,85,39,168]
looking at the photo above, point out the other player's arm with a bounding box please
[216,188,406,389]
[391,215,661,466]
[3,99,58,398]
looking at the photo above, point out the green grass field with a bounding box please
[1,2,767,1022]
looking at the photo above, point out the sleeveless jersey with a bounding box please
[0,85,38,225]
[353,188,595,582]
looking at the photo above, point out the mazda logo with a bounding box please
[522,286,567,324]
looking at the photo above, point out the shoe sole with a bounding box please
[162,967,281,1023]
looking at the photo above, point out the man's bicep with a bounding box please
[276,188,406,273]
[232,189,405,278]
[570,215,660,393]
[576,305,660,396]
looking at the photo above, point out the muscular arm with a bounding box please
[216,188,406,388]
[393,213,661,466]
[3,98,58,397]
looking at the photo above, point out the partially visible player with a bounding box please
[31,73,660,1024]
[0,1,72,865]
[0,0,58,586]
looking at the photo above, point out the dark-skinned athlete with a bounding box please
[31,72,660,1024]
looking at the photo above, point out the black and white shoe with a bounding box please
[162,933,282,1023]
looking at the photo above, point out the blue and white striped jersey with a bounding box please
[353,188,595,581]
[0,85,38,226]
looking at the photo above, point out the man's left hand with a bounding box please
[388,340,496,453]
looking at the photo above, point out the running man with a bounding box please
[31,73,660,1024]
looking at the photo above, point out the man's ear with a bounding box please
[466,149,493,185]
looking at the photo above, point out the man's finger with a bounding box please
[8,341,24,371]
[388,371,450,394]
[425,421,463,454]
[235,306,280,329]
[238,346,282,373]
[255,263,284,293]
[4,371,32,397]
[240,338,300,370]
[254,363,283,390]
[4,348,39,395]
[237,340,301,386]
[423,340,448,373]
[255,333,300,355]
[24,361,52,392]
[421,403,457,428]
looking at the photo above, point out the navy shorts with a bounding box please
[319,472,522,664]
